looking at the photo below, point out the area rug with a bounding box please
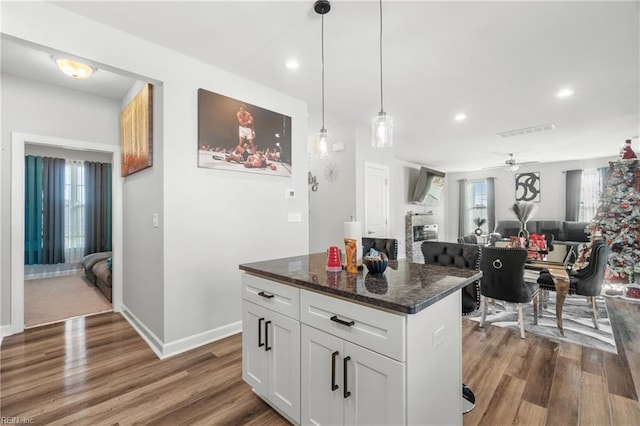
[24,273,112,328]
[467,294,617,354]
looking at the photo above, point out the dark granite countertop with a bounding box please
[239,253,482,314]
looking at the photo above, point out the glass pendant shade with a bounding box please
[316,128,332,159]
[371,111,393,148]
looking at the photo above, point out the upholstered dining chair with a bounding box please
[421,241,481,413]
[457,234,479,245]
[479,246,539,339]
[537,239,610,329]
[421,241,481,314]
[362,237,398,260]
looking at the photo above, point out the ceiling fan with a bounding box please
[483,153,538,172]
[503,153,540,172]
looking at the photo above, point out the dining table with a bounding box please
[524,259,570,337]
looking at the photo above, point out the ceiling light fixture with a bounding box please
[505,153,520,172]
[53,57,95,79]
[285,59,300,70]
[314,0,332,159]
[556,88,574,98]
[371,0,393,148]
[454,113,467,122]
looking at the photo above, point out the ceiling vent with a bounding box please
[496,123,556,139]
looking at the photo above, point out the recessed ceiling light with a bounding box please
[454,113,467,121]
[556,88,575,98]
[53,57,96,79]
[285,59,300,70]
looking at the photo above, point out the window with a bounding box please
[64,160,85,263]
[579,168,600,222]
[467,180,488,234]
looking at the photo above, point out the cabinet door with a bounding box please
[267,310,300,423]
[242,301,268,396]
[301,325,344,426]
[343,341,405,426]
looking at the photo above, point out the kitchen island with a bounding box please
[239,253,482,426]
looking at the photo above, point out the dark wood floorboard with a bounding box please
[2,298,640,425]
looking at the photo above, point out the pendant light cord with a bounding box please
[321,13,326,130]
[378,0,384,114]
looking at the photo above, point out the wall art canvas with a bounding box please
[515,171,541,202]
[197,88,292,177]
[120,83,153,176]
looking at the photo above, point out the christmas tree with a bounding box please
[589,159,640,280]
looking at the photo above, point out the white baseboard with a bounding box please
[120,304,242,360]
[0,324,13,347]
[120,304,164,359]
[162,320,242,359]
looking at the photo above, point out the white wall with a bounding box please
[2,2,309,354]
[1,73,121,325]
[444,156,618,242]
[308,124,357,254]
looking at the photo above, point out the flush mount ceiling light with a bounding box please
[371,0,393,148]
[53,57,96,79]
[285,59,300,70]
[314,0,332,159]
[556,87,575,98]
[454,113,467,122]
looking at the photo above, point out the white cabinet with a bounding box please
[242,276,300,423]
[301,324,405,426]
[242,273,463,426]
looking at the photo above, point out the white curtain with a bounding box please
[64,160,85,263]
[579,168,600,222]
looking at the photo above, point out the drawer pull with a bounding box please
[331,351,339,391]
[265,320,272,351]
[258,291,275,299]
[330,315,355,327]
[258,317,265,348]
[343,356,351,399]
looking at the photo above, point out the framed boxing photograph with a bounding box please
[197,88,292,177]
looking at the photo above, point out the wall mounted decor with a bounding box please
[120,83,153,176]
[515,172,540,202]
[197,88,292,177]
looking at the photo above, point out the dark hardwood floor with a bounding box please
[2,298,640,425]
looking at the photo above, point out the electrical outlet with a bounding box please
[433,325,445,347]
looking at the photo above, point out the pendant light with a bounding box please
[314,0,332,159]
[372,0,393,148]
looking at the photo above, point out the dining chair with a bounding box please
[537,239,609,329]
[457,234,479,245]
[479,246,539,339]
[362,237,398,260]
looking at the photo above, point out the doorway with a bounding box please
[10,132,123,335]
[364,162,390,238]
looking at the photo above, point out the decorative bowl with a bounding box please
[364,253,388,275]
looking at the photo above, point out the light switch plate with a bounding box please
[152,213,159,228]
[288,212,302,222]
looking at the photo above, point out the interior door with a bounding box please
[364,163,390,238]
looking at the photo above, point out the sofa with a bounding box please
[83,251,113,302]
[493,220,591,245]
